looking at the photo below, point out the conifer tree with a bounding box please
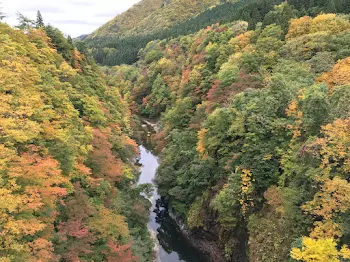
[16,12,35,30]
[36,10,44,27]
[67,35,73,45]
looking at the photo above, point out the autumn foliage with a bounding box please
[0,23,142,261]
[101,9,350,262]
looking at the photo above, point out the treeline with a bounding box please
[0,18,153,261]
[104,4,350,261]
[84,0,350,66]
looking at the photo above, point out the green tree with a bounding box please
[36,10,44,28]
[16,12,35,30]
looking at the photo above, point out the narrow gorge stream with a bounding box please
[135,122,210,262]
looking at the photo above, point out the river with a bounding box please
[135,122,210,262]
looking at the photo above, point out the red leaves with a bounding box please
[90,128,123,182]
[60,219,90,239]
[206,71,263,111]
[106,241,138,262]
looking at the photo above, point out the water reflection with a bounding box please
[135,121,210,262]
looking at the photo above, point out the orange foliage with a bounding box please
[286,99,303,139]
[264,186,284,215]
[197,128,209,159]
[76,162,92,175]
[318,57,350,90]
[286,16,313,39]
[72,49,84,71]
[90,128,124,182]
[29,238,55,262]
[154,130,167,153]
[230,31,254,52]
[9,149,69,206]
[106,241,138,262]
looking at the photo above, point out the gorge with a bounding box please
[1,0,350,261]
[135,122,213,262]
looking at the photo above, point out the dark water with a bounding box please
[135,123,210,262]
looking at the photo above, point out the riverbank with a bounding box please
[136,119,230,262]
[136,121,213,262]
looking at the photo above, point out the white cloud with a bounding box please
[1,0,141,37]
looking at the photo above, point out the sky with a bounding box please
[1,0,141,37]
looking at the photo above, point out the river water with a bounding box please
[135,123,210,262]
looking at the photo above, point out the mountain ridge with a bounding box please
[88,0,221,39]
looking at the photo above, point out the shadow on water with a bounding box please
[133,120,210,262]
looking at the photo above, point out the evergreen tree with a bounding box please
[16,12,35,30]
[67,35,73,45]
[36,10,44,28]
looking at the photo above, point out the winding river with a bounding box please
[135,122,210,262]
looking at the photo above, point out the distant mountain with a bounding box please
[82,0,350,66]
[75,34,89,41]
[88,0,220,39]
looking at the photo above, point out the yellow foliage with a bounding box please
[287,14,350,40]
[340,245,350,259]
[291,237,347,262]
[59,61,77,77]
[240,169,254,215]
[286,16,312,39]
[197,128,209,158]
[89,207,129,241]
[303,177,350,240]
[310,14,350,34]
[303,177,350,220]
[310,221,343,240]
[317,118,350,175]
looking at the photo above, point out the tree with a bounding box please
[16,12,35,30]
[0,3,5,20]
[67,35,73,45]
[318,57,350,90]
[45,25,74,60]
[291,237,350,262]
[36,10,44,28]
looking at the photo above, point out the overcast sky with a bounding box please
[1,0,141,37]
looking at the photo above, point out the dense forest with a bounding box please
[102,2,350,261]
[82,0,350,66]
[0,14,153,262]
[2,0,350,261]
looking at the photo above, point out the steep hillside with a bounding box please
[89,0,220,39]
[83,0,349,66]
[0,23,153,261]
[83,0,278,65]
[88,0,163,39]
[104,3,350,261]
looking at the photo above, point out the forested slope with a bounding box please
[104,4,350,261]
[84,0,222,65]
[88,0,220,39]
[0,23,153,261]
[84,0,350,66]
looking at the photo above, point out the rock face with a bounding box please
[141,118,161,134]
[141,117,247,262]
[168,209,230,262]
